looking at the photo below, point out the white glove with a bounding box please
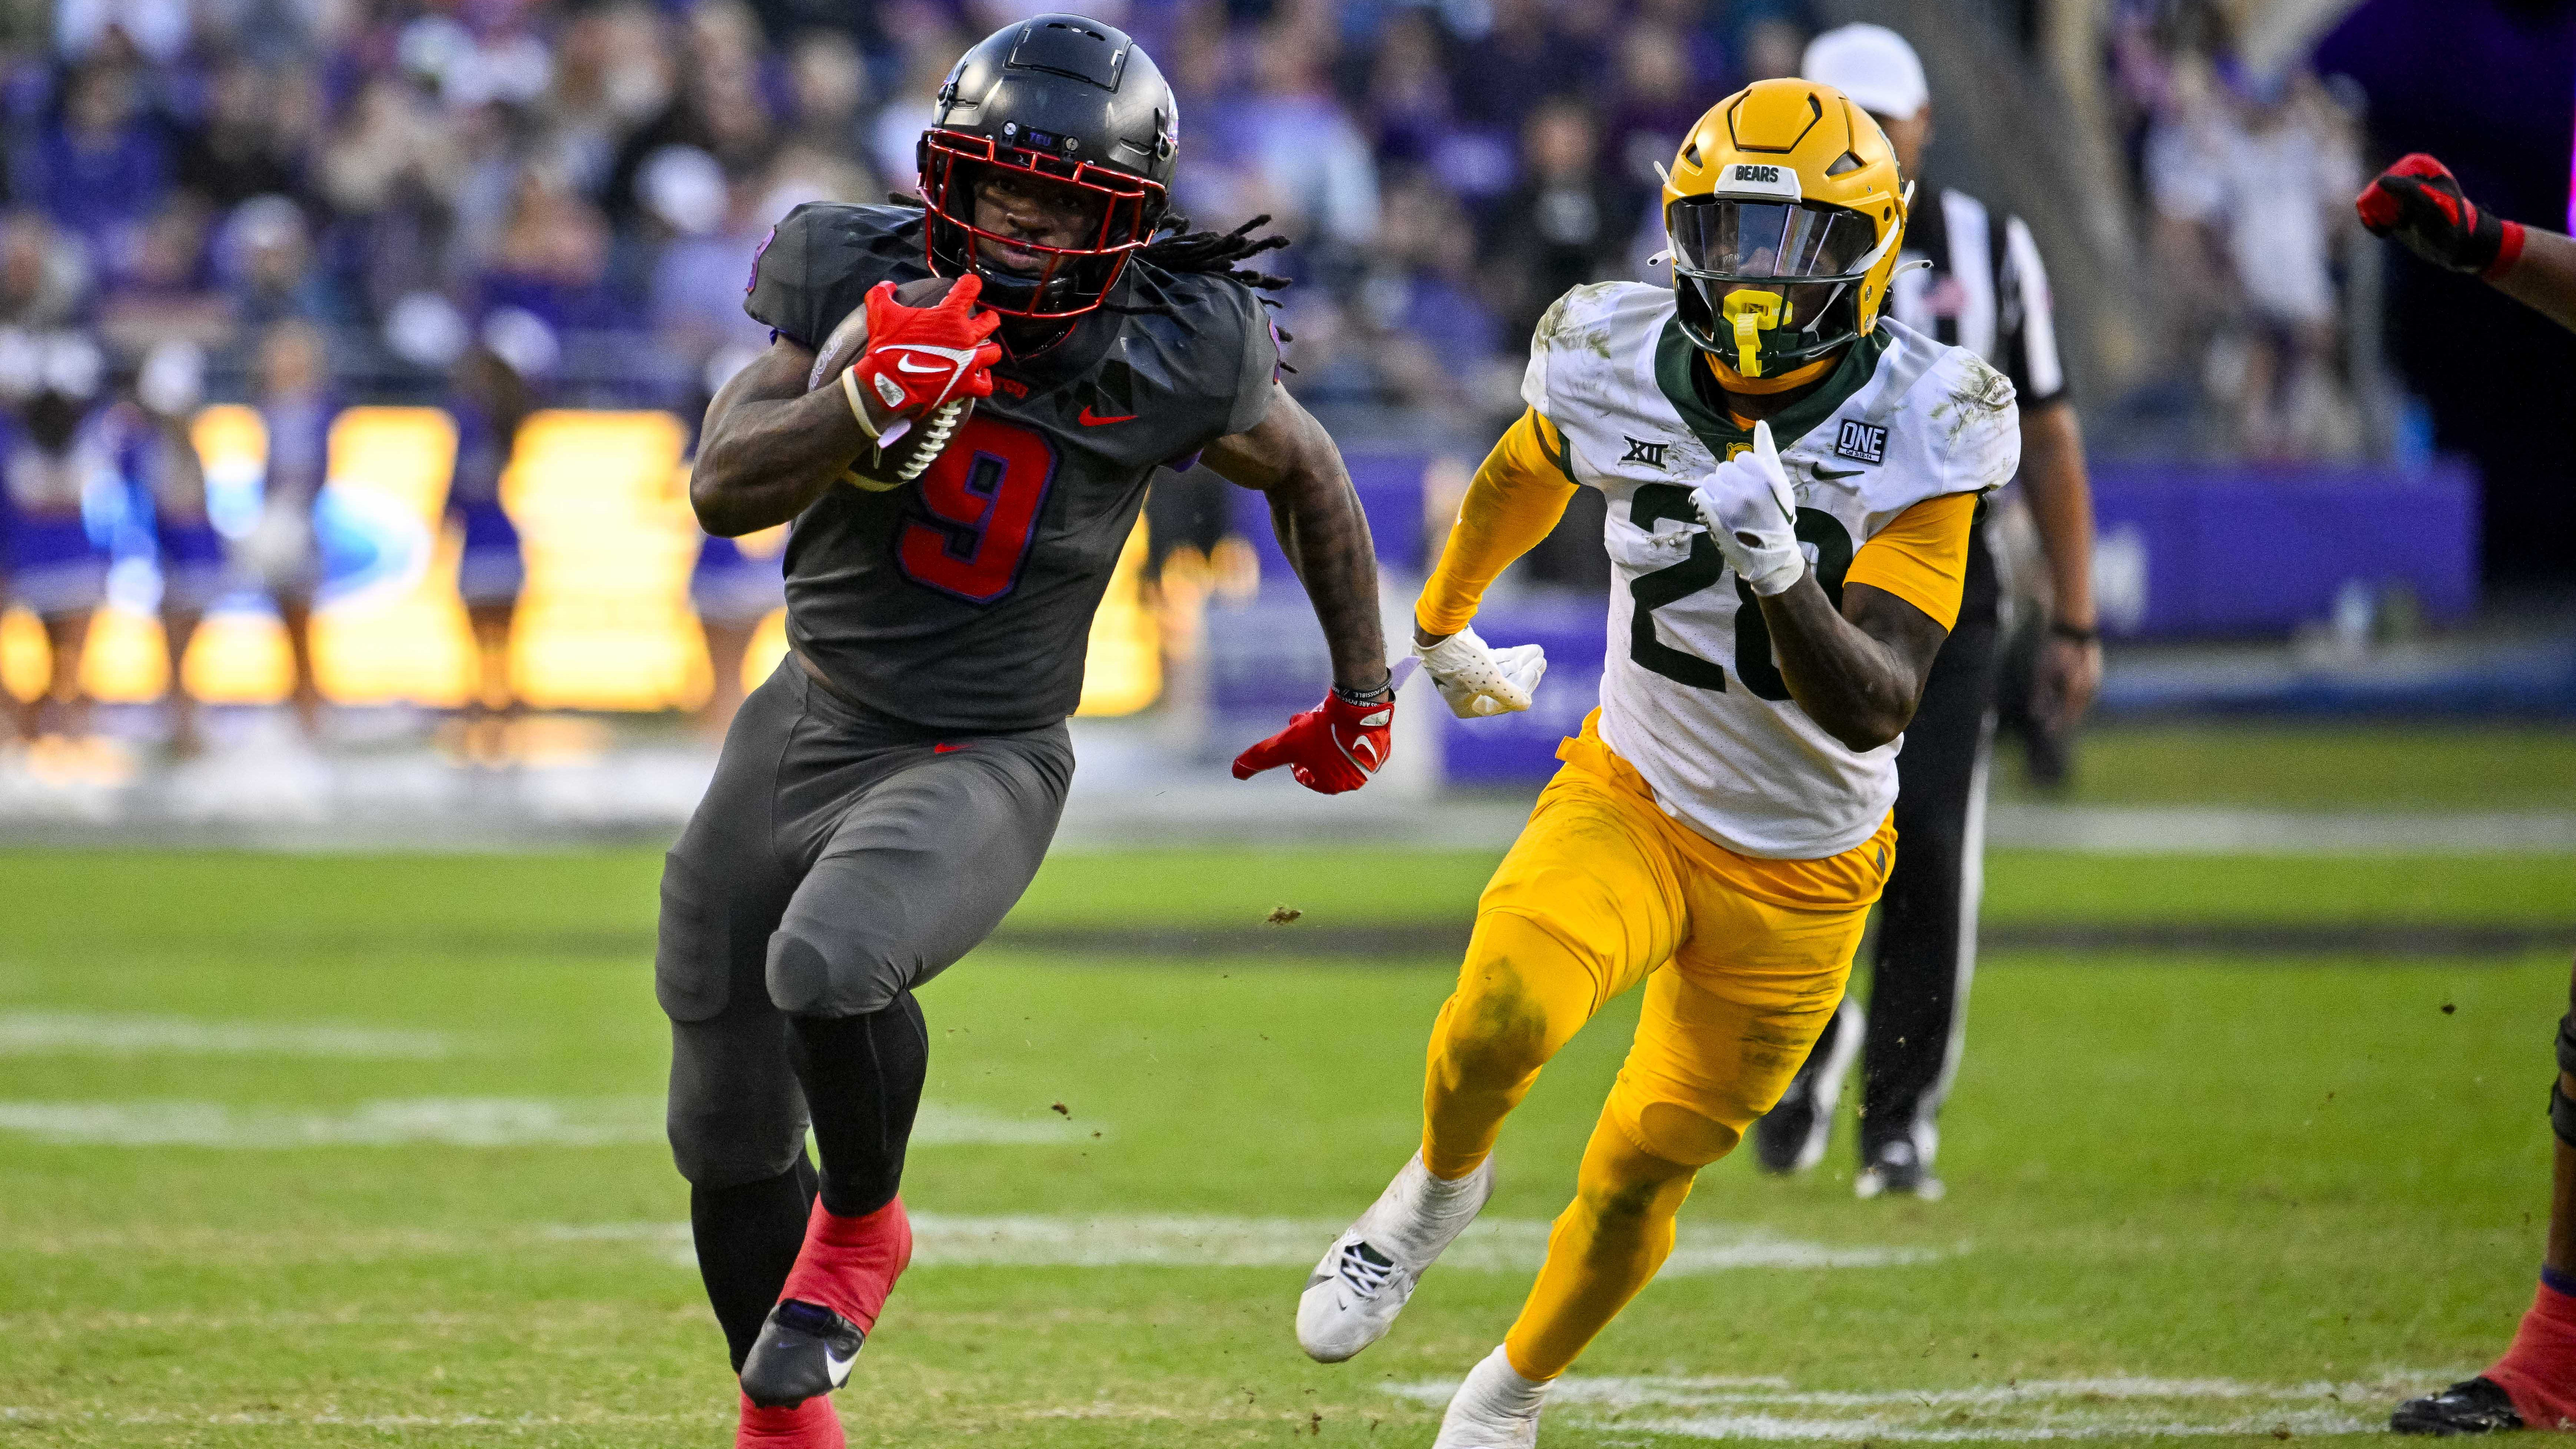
[1689,420,1806,597]
[1414,626,1547,719]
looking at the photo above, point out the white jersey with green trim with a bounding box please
[1520,281,2020,859]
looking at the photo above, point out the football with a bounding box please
[812,273,977,491]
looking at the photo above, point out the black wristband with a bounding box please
[1334,679,1395,707]
[2049,620,2100,646]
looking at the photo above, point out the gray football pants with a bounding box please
[657,657,1072,1190]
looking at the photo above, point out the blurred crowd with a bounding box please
[0,0,1836,418]
[0,0,2420,757]
[0,0,1840,752]
[2107,0,2376,459]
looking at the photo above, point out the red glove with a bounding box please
[1232,687,1395,795]
[846,274,1004,425]
[2357,153,2524,279]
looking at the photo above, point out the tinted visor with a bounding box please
[1668,197,1878,281]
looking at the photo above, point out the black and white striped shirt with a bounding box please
[1887,188,2066,410]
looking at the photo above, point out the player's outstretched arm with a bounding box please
[1203,381,1391,697]
[1206,382,1397,795]
[690,337,872,537]
[1407,408,1572,718]
[2358,154,2576,335]
[2496,229,2576,334]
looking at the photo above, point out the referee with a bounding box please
[1753,23,2103,1199]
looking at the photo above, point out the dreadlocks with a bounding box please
[1136,213,1291,291]
[887,193,1290,295]
[883,194,1294,350]
[1116,213,1294,360]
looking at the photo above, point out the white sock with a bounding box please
[1481,1346,1551,1410]
[1418,1154,1484,1204]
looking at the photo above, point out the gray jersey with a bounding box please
[745,202,1278,732]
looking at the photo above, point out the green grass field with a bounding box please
[3,748,2572,1448]
[1988,723,2576,812]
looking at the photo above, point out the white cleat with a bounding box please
[1433,1345,1551,1448]
[1296,1150,1494,1363]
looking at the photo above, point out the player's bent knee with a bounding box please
[1438,916,1598,1082]
[765,928,905,1018]
[1438,967,1574,1087]
[668,1105,806,1190]
[1621,1099,1745,1169]
[2552,1015,2576,1149]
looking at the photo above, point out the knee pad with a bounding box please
[667,1009,810,1187]
[1608,1092,1743,1170]
[667,1102,808,1190]
[2551,1015,2576,1150]
[766,927,903,1018]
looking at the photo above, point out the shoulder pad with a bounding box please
[1523,281,1669,419]
[1916,344,2020,495]
[1092,260,1280,442]
[744,203,929,351]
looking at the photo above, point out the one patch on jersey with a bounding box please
[1621,436,1670,470]
[1833,420,1888,466]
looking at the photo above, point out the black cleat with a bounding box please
[1752,1075,1825,1175]
[2393,1377,2523,1436]
[1753,1001,1861,1175]
[739,1299,866,1409]
[1853,1139,1945,1201]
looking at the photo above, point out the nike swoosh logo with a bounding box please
[823,1344,859,1385]
[1813,465,1867,479]
[895,355,952,374]
[1079,405,1137,426]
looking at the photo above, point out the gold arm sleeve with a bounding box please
[1415,408,1581,636]
[1844,491,1979,631]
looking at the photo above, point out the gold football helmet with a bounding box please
[1663,78,1908,382]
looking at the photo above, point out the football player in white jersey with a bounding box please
[1293,79,2018,1446]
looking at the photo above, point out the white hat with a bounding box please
[1802,23,1929,121]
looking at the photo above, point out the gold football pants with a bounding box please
[1420,713,1892,1380]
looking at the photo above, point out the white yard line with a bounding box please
[1620,1409,2384,1441]
[0,1098,1087,1148]
[541,1215,1955,1274]
[1545,1376,2393,1408]
[0,1407,710,1428]
[910,1102,1097,1145]
[1386,1371,2452,1442]
[0,1010,460,1058]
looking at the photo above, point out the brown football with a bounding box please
[813,274,976,492]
